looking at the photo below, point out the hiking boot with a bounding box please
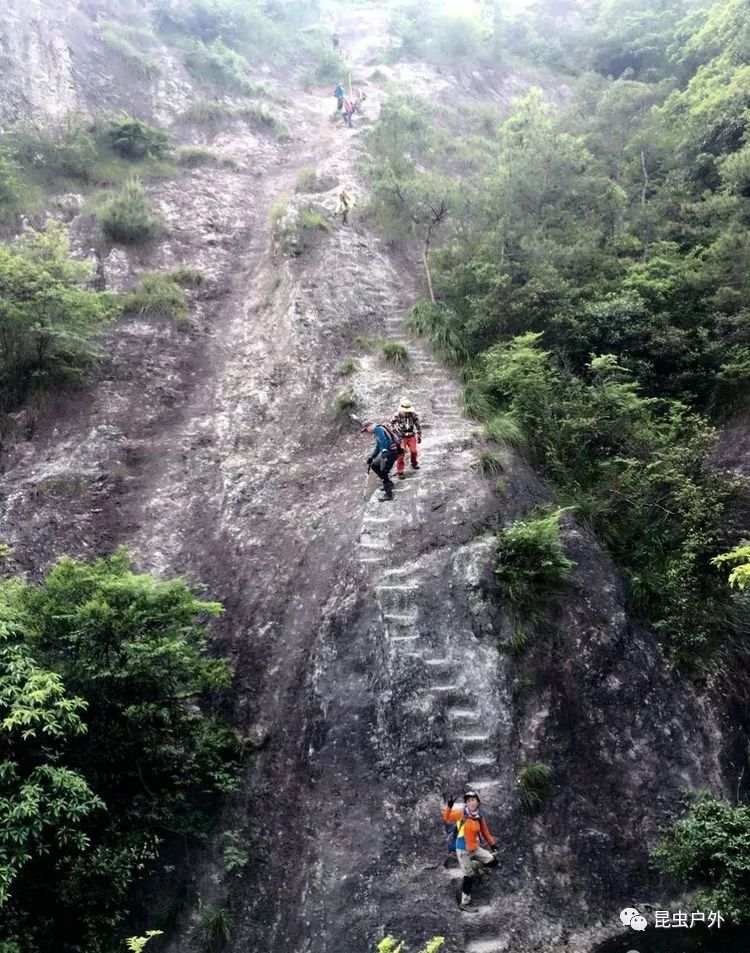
[412,464,420,470]
[456,891,477,913]
[378,492,393,502]
[398,473,406,480]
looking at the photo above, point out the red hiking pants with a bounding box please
[396,435,419,474]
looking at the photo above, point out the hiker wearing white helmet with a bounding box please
[392,397,422,479]
[442,789,499,912]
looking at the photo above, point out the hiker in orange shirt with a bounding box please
[443,789,499,912]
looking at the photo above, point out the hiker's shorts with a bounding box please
[457,847,494,876]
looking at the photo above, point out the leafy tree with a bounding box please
[713,544,750,590]
[0,221,113,412]
[0,154,22,223]
[653,792,750,923]
[0,550,241,953]
[0,592,102,907]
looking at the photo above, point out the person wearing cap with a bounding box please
[392,398,422,479]
[361,421,401,501]
[442,789,499,911]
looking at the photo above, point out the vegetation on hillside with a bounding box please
[366,0,750,665]
[0,549,241,953]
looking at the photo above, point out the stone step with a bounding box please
[466,754,495,766]
[456,733,491,745]
[465,778,501,791]
[466,939,509,953]
[382,611,418,624]
[447,707,481,722]
[390,632,420,643]
[375,583,420,594]
[360,538,389,550]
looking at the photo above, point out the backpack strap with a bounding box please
[380,423,400,450]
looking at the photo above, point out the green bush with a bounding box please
[152,0,301,66]
[121,272,189,322]
[0,221,112,412]
[166,266,205,286]
[495,510,574,615]
[339,358,358,375]
[181,37,253,91]
[501,625,528,657]
[380,341,410,365]
[712,543,750,591]
[407,300,469,365]
[299,206,332,232]
[484,412,524,446]
[516,762,553,813]
[652,792,750,923]
[183,98,233,122]
[477,452,504,476]
[269,195,289,231]
[296,165,319,192]
[377,937,445,953]
[0,549,241,953]
[236,104,290,140]
[7,121,98,184]
[99,179,165,244]
[222,831,249,875]
[101,22,159,77]
[199,907,231,951]
[107,116,171,160]
[334,389,358,416]
[300,36,348,85]
[354,335,379,353]
[176,145,237,168]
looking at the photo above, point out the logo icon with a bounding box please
[620,908,648,931]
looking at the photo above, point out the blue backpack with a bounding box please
[445,809,484,854]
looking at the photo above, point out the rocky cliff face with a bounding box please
[0,5,747,953]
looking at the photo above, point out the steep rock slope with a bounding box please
[0,6,746,953]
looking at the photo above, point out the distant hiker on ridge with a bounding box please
[442,789,499,912]
[331,32,340,50]
[392,397,421,479]
[362,421,401,502]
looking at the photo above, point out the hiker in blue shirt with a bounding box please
[334,82,345,111]
[361,421,401,502]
